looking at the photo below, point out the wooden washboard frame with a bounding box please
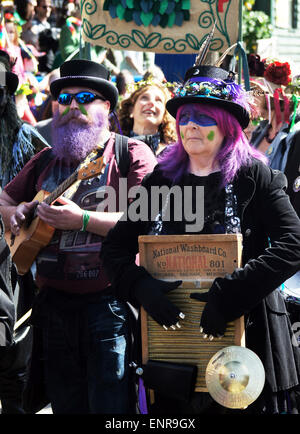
[139,234,245,392]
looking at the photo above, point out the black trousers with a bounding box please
[0,272,35,414]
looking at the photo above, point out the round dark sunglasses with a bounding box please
[57,91,106,105]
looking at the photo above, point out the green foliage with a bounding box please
[242,5,273,53]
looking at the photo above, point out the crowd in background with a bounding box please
[1,0,300,156]
[0,0,163,128]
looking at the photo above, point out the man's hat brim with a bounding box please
[0,71,19,94]
[166,95,250,130]
[50,76,119,111]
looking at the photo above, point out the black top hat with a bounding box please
[50,59,119,111]
[0,50,19,94]
[166,65,250,129]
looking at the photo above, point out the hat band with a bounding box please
[57,75,106,81]
[175,76,242,102]
[187,77,232,85]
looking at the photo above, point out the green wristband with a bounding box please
[81,210,90,232]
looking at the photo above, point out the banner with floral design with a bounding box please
[80,0,240,54]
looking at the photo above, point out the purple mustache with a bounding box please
[55,108,89,126]
[51,109,109,163]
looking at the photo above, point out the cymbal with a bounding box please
[205,346,265,409]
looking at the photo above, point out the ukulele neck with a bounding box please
[43,170,79,205]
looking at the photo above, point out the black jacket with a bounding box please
[285,127,300,218]
[101,158,300,393]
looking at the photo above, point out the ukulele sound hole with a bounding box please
[24,204,38,229]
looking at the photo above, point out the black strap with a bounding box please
[115,134,130,178]
[35,136,130,182]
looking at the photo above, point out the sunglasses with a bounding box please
[57,91,106,106]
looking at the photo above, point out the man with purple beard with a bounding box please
[0,59,157,414]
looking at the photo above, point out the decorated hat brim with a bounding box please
[50,76,119,111]
[166,95,250,129]
[249,77,286,100]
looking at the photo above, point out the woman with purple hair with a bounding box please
[101,64,300,414]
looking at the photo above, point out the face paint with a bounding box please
[180,131,184,140]
[178,106,217,127]
[78,104,88,116]
[207,130,215,141]
[62,106,70,116]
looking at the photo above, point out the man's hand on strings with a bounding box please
[37,197,83,231]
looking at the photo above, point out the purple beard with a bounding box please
[51,108,109,163]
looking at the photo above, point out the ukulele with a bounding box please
[5,155,106,275]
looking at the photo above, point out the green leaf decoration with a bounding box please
[83,0,234,54]
[103,0,110,11]
[104,0,191,28]
[124,9,133,22]
[83,19,93,38]
[140,12,154,27]
[159,0,169,15]
[116,4,125,19]
[166,2,175,14]
[152,13,161,26]
[175,11,183,26]
[152,2,160,14]
[131,29,147,47]
[91,24,106,39]
[160,14,168,28]
[146,33,162,48]
[181,0,190,10]
[168,12,176,28]
[109,5,117,18]
[186,33,199,50]
[133,11,142,25]
[183,10,189,20]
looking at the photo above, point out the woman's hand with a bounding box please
[37,197,83,231]
[190,290,227,338]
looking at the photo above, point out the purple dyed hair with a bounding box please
[158,103,268,187]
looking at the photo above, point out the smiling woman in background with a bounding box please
[115,79,177,155]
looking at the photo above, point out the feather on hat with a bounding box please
[166,23,250,129]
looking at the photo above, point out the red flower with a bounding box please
[264,61,291,86]
[4,13,14,20]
